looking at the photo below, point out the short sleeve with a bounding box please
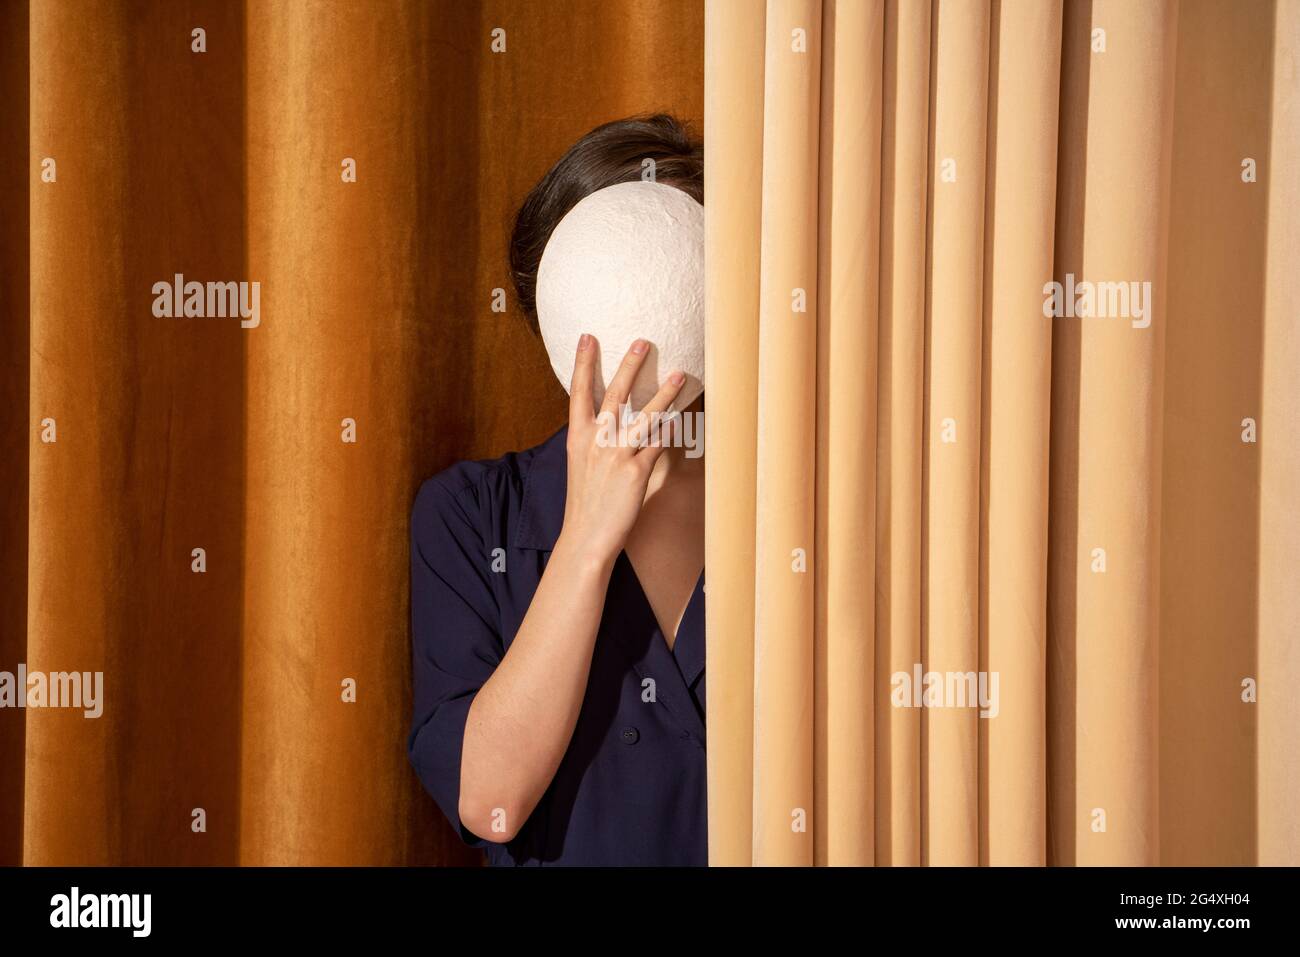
[407,474,503,849]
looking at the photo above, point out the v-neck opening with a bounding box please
[609,551,708,743]
[619,550,704,659]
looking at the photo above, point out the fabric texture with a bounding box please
[703,0,1299,866]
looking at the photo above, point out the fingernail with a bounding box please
[578,333,591,351]
[631,339,648,355]
[669,371,685,386]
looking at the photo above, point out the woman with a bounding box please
[407,115,707,865]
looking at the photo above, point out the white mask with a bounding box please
[535,180,704,412]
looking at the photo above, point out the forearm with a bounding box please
[457,531,614,842]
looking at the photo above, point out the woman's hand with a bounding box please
[557,334,685,567]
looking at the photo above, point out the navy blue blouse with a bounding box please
[407,425,707,866]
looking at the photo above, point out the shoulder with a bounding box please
[411,426,567,549]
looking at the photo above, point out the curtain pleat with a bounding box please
[1158,0,1275,865]
[814,0,882,867]
[751,0,822,867]
[982,0,1061,867]
[875,0,930,868]
[705,0,1296,866]
[0,0,31,868]
[1045,0,1085,869]
[703,0,764,867]
[25,0,248,865]
[240,0,444,866]
[1256,0,1299,866]
[1060,0,1178,867]
[923,0,990,867]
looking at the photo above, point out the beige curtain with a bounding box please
[704,0,1299,866]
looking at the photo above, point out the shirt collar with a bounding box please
[513,424,707,697]
[513,425,569,551]
[674,570,706,691]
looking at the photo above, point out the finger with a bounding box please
[600,338,650,416]
[637,426,672,468]
[569,333,597,421]
[633,407,680,457]
[640,370,687,417]
[626,372,685,447]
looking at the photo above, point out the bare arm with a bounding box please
[457,334,684,843]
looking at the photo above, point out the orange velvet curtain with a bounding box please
[0,0,702,866]
[704,0,1298,866]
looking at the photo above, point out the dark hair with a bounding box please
[509,113,704,335]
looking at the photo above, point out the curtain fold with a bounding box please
[23,0,249,866]
[2,0,702,866]
[815,0,882,868]
[1065,0,1177,867]
[981,0,1061,867]
[0,0,32,868]
[240,0,446,866]
[751,0,822,868]
[1258,0,1300,866]
[924,0,990,867]
[703,0,764,867]
[874,0,930,868]
[705,0,1297,866]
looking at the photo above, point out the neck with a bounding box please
[646,396,705,494]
